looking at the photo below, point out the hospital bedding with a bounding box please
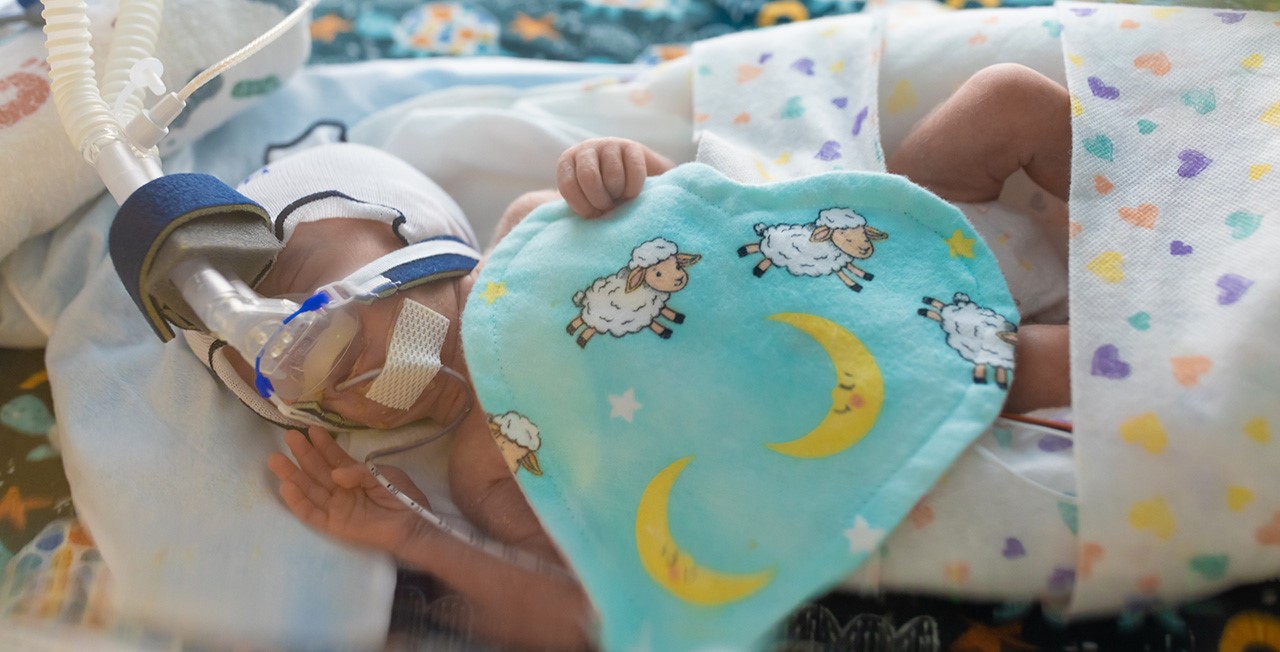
[2,1,1280,651]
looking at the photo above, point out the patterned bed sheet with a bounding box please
[303,0,1275,66]
[308,0,869,64]
[0,349,71,571]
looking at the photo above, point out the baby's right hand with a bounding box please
[556,137,673,218]
[268,427,425,555]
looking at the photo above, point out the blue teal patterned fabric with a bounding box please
[462,163,1019,650]
[936,0,1276,7]
[309,0,866,64]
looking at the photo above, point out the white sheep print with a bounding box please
[462,162,1018,651]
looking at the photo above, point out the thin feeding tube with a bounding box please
[177,0,317,101]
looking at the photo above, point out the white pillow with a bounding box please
[0,0,310,261]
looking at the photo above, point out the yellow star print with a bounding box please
[480,282,508,304]
[310,14,352,44]
[945,229,976,258]
[510,13,561,41]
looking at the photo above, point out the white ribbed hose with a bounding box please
[100,0,165,123]
[41,0,122,163]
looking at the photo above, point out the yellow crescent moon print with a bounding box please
[635,457,774,605]
[766,313,885,458]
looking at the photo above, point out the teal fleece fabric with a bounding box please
[461,163,1018,651]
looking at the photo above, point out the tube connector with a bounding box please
[96,139,162,204]
[170,258,297,357]
[125,92,186,152]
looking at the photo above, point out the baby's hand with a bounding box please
[556,137,673,218]
[268,427,428,554]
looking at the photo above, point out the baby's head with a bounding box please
[200,143,480,431]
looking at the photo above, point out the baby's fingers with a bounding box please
[279,479,330,533]
[556,154,603,218]
[283,429,335,491]
[621,143,649,200]
[573,147,614,214]
[597,141,627,201]
[269,451,332,509]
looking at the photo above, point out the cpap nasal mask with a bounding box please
[176,235,481,431]
[41,0,567,579]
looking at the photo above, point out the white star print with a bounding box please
[609,388,642,423]
[843,515,884,554]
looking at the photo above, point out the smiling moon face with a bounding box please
[766,313,885,458]
[635,456,774,606]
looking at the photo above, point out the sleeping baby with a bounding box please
[240,61,1072,651]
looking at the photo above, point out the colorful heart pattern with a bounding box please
[1119,412,1165,453]
[1088,76,1120,100]
[1129,497,1176,541]
[1182,89,1217,115]
[1063,2,1280,608]
[1083,134,1115,162]
[1133,51,1172,76]
[1170,355,1212,387]
[1176,149,1212,178]
[1002,538,1026,559]
[1086,251,1124,283]
[1091,344,1131,380]
[1118,203,1157,229]
[1225,211,1262,239]
[781,96,805,119]
[1127,312,1151,331]
[1216,273,1253,305]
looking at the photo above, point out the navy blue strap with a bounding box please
[109,173,271,341]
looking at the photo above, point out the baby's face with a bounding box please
[241,219,471,430]
[316,286,467,430]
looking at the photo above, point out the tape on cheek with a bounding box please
[365,299,449,411]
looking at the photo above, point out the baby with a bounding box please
[263,62,1071,651]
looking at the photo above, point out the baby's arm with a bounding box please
[270,427,592,651]
[886,63,1070,204]
[1006,324,1070,413]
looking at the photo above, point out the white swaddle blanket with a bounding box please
[1058,2,1280,615]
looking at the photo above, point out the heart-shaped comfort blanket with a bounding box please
[461,162,1018,650]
